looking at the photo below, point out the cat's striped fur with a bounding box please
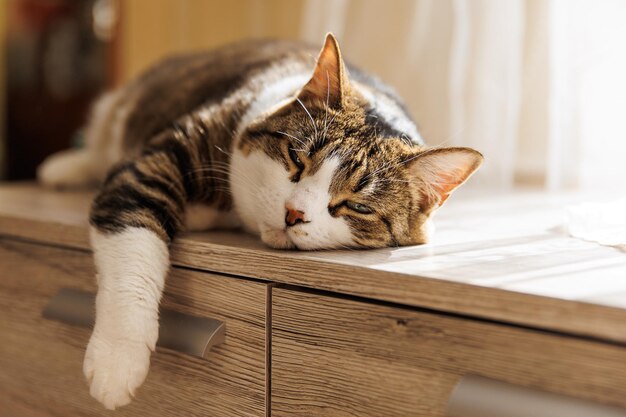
[38,34,482,409]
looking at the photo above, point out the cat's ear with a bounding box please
[298,33,349,107]
[407,147,483,207]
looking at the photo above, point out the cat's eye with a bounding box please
[345,201,373,214]
[288,147,304,168]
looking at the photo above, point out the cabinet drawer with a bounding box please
[0,238,268,417]
[271,288,626,417]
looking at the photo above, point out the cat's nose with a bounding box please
[285,204,307,227]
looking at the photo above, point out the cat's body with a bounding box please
[38,35,482,409]
[40,39,419,209]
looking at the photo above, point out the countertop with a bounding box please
[1,182,625,344]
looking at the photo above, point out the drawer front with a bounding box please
[271,288,626,417]
[0,238,268,417]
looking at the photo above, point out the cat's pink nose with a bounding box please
[285,204,307,227]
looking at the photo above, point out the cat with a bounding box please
[38,34,482,409]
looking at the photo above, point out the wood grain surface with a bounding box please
[271,288,626,417]
[1,183,626,344]
[0,238,268,417]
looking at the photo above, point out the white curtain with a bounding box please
[300,0,626,191]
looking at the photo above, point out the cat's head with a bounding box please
[234,34,483,250]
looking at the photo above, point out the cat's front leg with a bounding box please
[84,227,169,410]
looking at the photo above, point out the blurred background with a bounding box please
[1,0,625,191]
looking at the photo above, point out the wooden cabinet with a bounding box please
[0,239,269,417]
[271,288,626,417]
[1,184,626,416]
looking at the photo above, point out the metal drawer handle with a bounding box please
[42,288,225,359]
[447,375,626,417]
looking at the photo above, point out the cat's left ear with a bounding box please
[407,147,483,207]
[298,33,349,107]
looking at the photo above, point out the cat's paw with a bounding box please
[261,228,296,249]
[83,332,152,410]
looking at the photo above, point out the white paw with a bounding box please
[83,332,152,410]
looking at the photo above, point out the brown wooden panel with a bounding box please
[271,288,626,417]
[1,183,626,345]
[0,238,267,417]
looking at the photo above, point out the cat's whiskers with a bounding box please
[187,166,229,175]
[362,158,398,183]
[197,169,259,195]
[296,97,319,140]
[366,147,442,181]
[205,160,233,168]
[375,178,413,187]
[189,164,257,187]
[321,111,338,146]
[362,139,457,184]
[276,131,308,149]
[213,144,231,156]
[378,178,412,184]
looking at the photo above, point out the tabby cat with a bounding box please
[38,34,482,409]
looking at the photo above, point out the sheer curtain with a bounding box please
[300,0,626,191]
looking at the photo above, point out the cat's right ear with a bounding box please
[298,33,349,108]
